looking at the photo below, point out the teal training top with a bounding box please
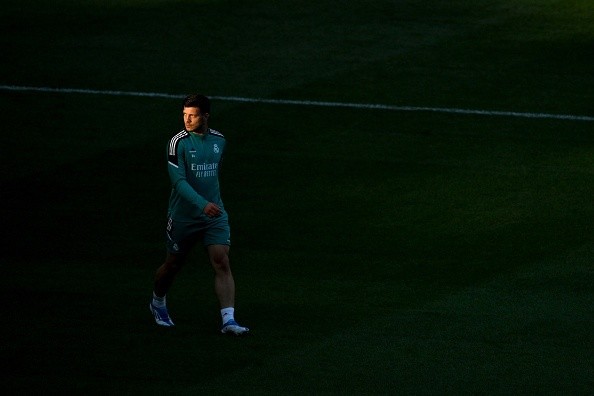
[167,128,226,222]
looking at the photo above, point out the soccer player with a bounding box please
[149,94,249,336]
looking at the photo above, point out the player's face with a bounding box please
[183,107,208,132]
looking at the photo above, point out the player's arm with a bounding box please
[167,138,209,213]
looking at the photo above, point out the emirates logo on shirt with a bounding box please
[191,162,218,178]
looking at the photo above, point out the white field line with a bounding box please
[1,84,593,122]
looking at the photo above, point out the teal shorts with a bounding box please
[166,213,230,255]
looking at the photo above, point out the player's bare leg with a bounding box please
[150,253,185,327]
[154,253,185,297]
[208,244,249,335]
[208,244,235,307]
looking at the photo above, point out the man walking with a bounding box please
[150,94,249,336]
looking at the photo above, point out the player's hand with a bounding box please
[203,202,222,218]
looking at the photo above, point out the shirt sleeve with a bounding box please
[167,138,209,213]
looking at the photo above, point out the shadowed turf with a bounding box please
[1,0,593,394]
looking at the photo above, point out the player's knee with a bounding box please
[214,255,230,270]
[164,254,185,273]
[210,251,230,272]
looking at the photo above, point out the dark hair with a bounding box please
[182,94,211,114]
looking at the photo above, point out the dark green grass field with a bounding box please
[1,0,593,394]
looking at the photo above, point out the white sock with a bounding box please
[152,292,166,308]
[221,307,235,324]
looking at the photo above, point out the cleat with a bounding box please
[220,319,249,336]
[149,303,175,327]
